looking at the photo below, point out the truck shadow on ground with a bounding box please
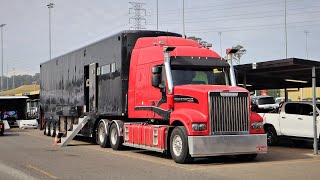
[73,136,317,165]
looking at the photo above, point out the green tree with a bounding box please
[232,45,247,64]
[187,36,208,46]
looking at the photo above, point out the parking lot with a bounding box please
[0,128,319,180]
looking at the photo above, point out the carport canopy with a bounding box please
[235,57,320,155]
[235,58,320,90]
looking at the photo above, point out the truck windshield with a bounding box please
[171,68,230,86]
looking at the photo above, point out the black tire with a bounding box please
[0,126,4,136]
[109,123,123,150]
[170,126,192,164]
[266,127,278,146]
[55,123,60,137]
[49,122,55,137]
[98,122,110,148]
[44,122,49,136]
[235,154,258,161]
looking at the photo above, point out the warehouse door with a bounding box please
[84,63,98,112]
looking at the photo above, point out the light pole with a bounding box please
[304,30,309,59]
[182,0,185,38]
[284,0,288,58]
[47,3,54,60]
[156,0,158,30]
[218,32,222,56]
[0,24,6,92]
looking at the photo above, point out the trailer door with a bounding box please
[85,63,98,112]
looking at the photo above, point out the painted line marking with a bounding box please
[26,164,59,179]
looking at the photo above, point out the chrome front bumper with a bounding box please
[188,134,267,157]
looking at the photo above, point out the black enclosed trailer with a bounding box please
[0,96,28,126]
[40,30,181,137]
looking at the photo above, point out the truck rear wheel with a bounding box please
[55,123,59,137]
[266,127,278,146]
[50,122,55,137]
[43,121,47,135]
[170,126,192,164]
[98,122,110,148]
[109,123,123,150]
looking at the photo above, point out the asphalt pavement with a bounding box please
[1,128,320,180]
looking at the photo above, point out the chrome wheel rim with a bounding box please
[98,124,105,143]
[50,123,54,136]
[45,123,49,134]
[110,128,117,145]
[172,135,183,157]
[55,124,59,135]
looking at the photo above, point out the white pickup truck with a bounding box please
[259,101,320,146]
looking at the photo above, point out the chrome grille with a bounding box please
[210,92,249,134]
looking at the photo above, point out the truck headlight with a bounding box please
[251,122,263,129]
[192,123,206,131]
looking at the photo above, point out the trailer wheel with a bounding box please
[0,126,4,136]
[43,121,48,135]
[49,122,54,137]
[170,126,192,164]
[266,127,278,146]
[98,122,110,148]
[109,123,123,150]
[55,123,59,137]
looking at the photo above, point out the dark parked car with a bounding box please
[0,120,4,136]
[251,96,279,113]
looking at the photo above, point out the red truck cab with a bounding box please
[127,36,267,163]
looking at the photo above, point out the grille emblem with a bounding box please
[220,92,238,97]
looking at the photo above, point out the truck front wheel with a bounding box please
[109,123,123,150]
[98,122,110,148]
[170,126,192,164]
[266,127,278,146]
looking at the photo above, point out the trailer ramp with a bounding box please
[59,116,89,147]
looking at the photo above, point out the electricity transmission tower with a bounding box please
[129,2,146,30]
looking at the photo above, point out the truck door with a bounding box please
[280,103,315,138]
[84,63,98,112]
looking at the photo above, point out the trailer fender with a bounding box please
[111,120,124,137]
[98,119,111,136]
[170,109,207,136]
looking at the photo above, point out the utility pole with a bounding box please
[0,24,6,92]
[304,30,309,59]
[129,2,146,30]
[182,0,185,38]
[218,32,222,56]
[47,3,54,60]
[284,0,288,58]
[12,68,15,89]
[6,64,8,90]
[156,0,159,30]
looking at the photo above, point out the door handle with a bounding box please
[298,118,303,120]
[281,117,286,119]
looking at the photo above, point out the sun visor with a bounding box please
[170,56,229,68]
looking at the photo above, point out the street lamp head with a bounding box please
[0,24,6,28]
[47,3,55,8]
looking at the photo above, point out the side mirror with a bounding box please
[251,104,259,112]
[151,66,161,88]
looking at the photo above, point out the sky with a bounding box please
[0,0,319,75]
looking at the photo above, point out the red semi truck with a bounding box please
[40,30,267,163]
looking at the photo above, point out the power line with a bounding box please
[129,2,147,30]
